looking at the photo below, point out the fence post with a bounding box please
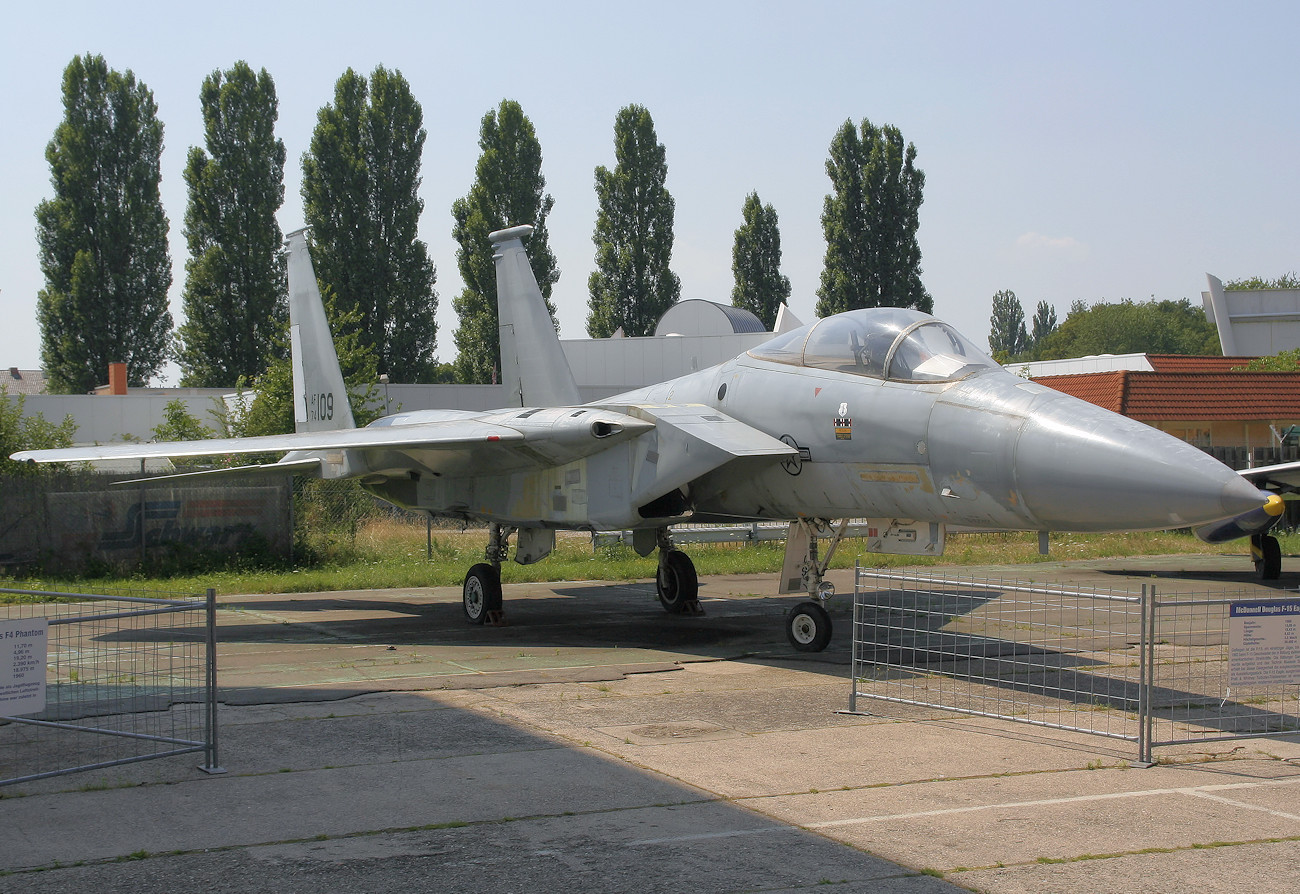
[1135,584,1150,765]
[138,464,147,566]
[200,587,225,775]
[849,561,859,714]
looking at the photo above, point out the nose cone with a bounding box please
[1014,396,1264,531]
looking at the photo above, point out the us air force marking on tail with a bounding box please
[13,226,1274,650]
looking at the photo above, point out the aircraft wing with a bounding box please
[1239,460,1300,494]
[10,410,658,481]
[9,420,527,466]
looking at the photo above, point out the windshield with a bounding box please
[748,308,997,383]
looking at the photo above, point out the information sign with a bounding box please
[0,618,48,716]
[1228,601,1300,687]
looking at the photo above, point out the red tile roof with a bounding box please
[1145,355,1262,373]
[1036,371,1300,420]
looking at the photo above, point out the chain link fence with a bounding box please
[0,471,292,575]
[0,472,445,576]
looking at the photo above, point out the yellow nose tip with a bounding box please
[1265,493,1286,517]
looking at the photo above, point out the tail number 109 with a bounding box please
[306,391,334,422]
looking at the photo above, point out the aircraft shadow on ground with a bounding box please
[1097,567,1295,588]
[76,580,1299,740]
[89,583,811,656]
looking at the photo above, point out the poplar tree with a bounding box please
[301,66,436,382]
[988,289,1029,358]
[731,192,790,329]
[176,62,286,387]
[587,105,680,337]
[816,118,930,317]
[451,100,559,383]
[36,54,172,393]
[1031,300,1058,346]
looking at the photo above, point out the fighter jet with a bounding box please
[12,226,1268,651]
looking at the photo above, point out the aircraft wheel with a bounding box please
[1256,534,1282,581]
[463,563,503,624]
[656,550,699,613]
[786,601,832,652]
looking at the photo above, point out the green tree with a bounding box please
[36,54,172,394]
[816,118,930,317]
[587,104,680,337]
[301,66,436,382]
[1034,298,1221,360]
[1224,273,1300,290]
[451,100,559,383]
[175,62,287,387]
[1030,300,1058,347]
[1237,349,1300,371]
[988,289,1029,360]
[731,192,790,329]
[0,385,78,477]
[152,398,214,442]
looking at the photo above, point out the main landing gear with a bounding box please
[655,529,702,615]
[783,519,850,652]
[1252,532,1282,581]
[463,524,507,625]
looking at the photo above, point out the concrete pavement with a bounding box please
[3,556,1300,892]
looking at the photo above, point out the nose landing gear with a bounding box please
[782,519,849,651]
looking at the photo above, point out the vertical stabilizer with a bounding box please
[286,229,355,432]
[491,225,581,407]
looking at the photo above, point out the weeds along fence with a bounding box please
[0,586,220,786]
[850,568,1300,763]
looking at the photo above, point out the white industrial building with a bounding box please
[1202,274,1300,356]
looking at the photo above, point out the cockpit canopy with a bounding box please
[747,308,998,383]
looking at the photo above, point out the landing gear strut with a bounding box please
[463,524,507,625]
[1252,532,1282,581]
[655,529,702,615]
[782,518,850,652]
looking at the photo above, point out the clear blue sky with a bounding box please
[2,1,1296,381]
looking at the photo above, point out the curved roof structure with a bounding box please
[654,300,766,336]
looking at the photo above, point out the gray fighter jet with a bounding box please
[12,226,1268,651]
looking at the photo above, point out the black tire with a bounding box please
[1258,534,1282,581]
[463,563,503,624]
[656,550,699,613]
[786,601,832,652]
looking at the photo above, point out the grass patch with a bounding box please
[1,520,1278,601]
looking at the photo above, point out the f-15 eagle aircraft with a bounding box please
[13,226,1270,651]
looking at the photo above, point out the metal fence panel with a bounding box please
[850,568,1300,762]
[0,587,219,786]
[851,569,1146,742]
[1146,593,1300,750]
